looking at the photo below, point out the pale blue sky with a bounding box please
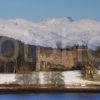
[0,0,99,21]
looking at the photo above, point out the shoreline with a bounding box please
[0,84,100,93]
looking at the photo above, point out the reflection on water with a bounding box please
[0,93,100,100]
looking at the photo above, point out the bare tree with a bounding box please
[50,71,65,87]
[43,72,51,84]
[32,72,40,85]
[15,66,32,85]
[81,44,96,80]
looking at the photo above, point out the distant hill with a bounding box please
[0,36,36,73]
[0,18,100,49]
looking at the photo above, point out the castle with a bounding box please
[36,46,89,71]
[0,36,93,73]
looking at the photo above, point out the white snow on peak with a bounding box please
[0,17,100,49]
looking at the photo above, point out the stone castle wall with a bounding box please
[36,47,80,71]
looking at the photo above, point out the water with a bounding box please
[0,93,100,100]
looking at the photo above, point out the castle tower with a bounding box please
[36,47,41,71]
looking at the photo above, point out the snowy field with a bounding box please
[0,70,100,85]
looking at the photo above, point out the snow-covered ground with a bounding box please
[63,71,100,85]
[0,74,16,84]
[0,70,100,85]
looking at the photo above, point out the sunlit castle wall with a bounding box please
[36,47,79,71]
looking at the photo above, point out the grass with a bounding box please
[94,74,100,81]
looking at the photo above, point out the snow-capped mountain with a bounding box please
[0,17,100,49]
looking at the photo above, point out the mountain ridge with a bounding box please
[0,17,100,49]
